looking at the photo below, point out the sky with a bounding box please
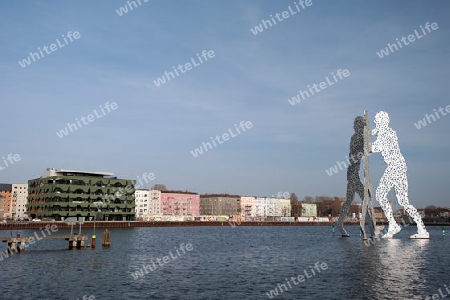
[0,0,449,208]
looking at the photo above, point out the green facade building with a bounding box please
[27,168,135,221]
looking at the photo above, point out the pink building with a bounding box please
[160,191,200,216]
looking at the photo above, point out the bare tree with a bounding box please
[290,193,300,217]
[301,195,314,203]
[152,184,167,191]
[423,205,449,218]
[310,195,344,217]
[348,204,362,216]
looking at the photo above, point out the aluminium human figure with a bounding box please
[337,116,365,237]
[371,111,429,239]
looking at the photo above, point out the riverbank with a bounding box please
[0,221,448,230]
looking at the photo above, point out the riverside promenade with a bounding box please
[0,221,335,230]
[0,220,447,230]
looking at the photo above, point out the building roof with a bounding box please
[200,194,241,198]
[161,190,198,195]
[0,183,12,191]
[42,168,113,178]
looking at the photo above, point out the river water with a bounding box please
[0,225,448,299]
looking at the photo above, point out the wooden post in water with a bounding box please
[68,235,87,249]
[7,242,17,254]
[102,229,110,247]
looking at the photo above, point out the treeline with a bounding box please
[290,194,355,218]
[151,184,197,194]
[422,205,449,218]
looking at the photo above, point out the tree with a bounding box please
[302,195,314,203]
[348,204,362,216]
[310,195,344,217]
[424,205,449,218]
[152,184,167,191]
[290,193,301,217]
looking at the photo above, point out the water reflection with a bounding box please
[0,226,447,299]
[361,238,429,300]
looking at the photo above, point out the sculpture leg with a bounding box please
[376,178,401,238]
[337,183,355,237]
[337,199,352,236]
[360,197,368,239]
[395,182,429,239]
[363,185,377,237]
[356,181,369,239]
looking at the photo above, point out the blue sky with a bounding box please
[1,0,449,208]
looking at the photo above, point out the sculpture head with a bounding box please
[353,116,364,133]
[373,111,390,133]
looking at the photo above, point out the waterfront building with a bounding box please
[279,198,291,217]
[200,194,241,216]
[374,207,386,222]
[301,203,317,217]
[11,184,28,219]
[0,194,4,219]
[135,189,150,220]
[240,196,255,219]
[253,197,271,220]
[161,191,199,216]
[0,183,12,218]
[253,197,291,220]
[149,190,161,215]
[135,189,161,220]
[27,168,135,221]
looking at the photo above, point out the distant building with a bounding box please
[373,207,386,221]
[253,197,291,220]
[350,203,362,214]
[0,184,12,218]
[253,197,269,219]
[149,190,161,215]
[135,189,150,220]
[279,199,291,217]
[11,184,28,219]
[200,194,240,216]
[301,203,317,217]
[416,208,425,217]
[27,168,136,221]
[0,194,5,219]
[135,189,161,220]
[161,191,199,216]
[240,196,255,219]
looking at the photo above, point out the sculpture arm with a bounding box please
[371,137,381,153]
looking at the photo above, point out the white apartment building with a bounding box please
[279,199,292,217]
[135,189,161,220]
[149,189,161,215]
[11,184,28,219]
[253,197,270,219]
[240,196,255,219]
[253,197,291,219]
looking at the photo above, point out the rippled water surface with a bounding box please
[0,225,449,299]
